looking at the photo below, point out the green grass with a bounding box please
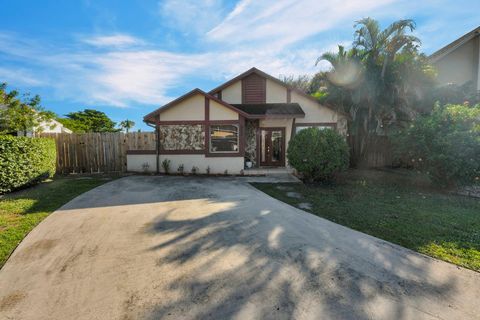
[252,169,480,272]
[0,175,116,268]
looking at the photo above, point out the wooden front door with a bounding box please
[259,128,285,167]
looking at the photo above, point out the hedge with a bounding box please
[0,135,56,194]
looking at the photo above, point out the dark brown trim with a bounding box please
[127,150,157,155]
[205,120,245,158]
[287,89,291,103]
[258,127,286,167]
[217,90,222,100]
[290,118,296,139]
[204,97,210,121]
[158,120,205,125]
[159,149,205,154]
[144,88,250,124]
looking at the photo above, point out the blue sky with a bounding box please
[1,0,479,131]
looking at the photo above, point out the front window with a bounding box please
[209,124,239,153]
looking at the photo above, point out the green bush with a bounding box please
[287,128,349,182]
[392,104,480,187]
[0,135,56,194]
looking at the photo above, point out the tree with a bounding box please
[392,104,480,187]
[281,75,312,93]
[58,109,118,133]
[0,83,55,136]
[119,119,135,133]
[317,18,435,165]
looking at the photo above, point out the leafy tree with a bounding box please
[119,119,135,133]
[0,83,55,136]
[317,18,436,165]
[281,75,312,93]
[392,104,480,187]
[287,128,349,182]
[58,109,118,133]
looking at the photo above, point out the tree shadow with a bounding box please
[134,183,464,320]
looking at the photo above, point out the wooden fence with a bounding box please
[348,135,393,168]
[39,132,156,174]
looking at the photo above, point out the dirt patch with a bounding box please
[0,291,26,311]
[60,248,85,273]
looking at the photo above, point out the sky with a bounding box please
[0,0,479,131]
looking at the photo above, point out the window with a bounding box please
[209,124,239,153]
[295,125,333,134]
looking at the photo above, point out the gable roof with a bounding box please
[143,88,250,124]
[429,26,480,63]
[208,67,344,115]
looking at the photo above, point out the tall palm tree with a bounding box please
[119,119,135,133]
[317,18,431,166]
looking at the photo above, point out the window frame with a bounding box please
[208,123,240,154]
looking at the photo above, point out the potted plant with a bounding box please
[245,158,253,169]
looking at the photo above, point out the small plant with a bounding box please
[141,162,150,173]
[191,166,199,175]
[162,158,171,174]
[206,166,211,175]
[224,169,228,176]
[240,169,244,176]
[177,164,184,175]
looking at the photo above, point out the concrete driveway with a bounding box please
[0,176,479,320]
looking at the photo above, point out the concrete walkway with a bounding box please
[0,176,478,320]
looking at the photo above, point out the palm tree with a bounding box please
[317,18,432,165]
[119,119,135,133]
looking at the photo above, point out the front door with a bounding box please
[260,128,285,167]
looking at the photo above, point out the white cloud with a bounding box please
[82,34,143,47]
[158,0,226,35]
[207,0,397,49]
[0,67,44,86]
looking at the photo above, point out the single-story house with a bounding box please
[127,67,347,174]
[429,26,480,90]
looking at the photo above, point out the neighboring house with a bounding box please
[127,67,347,174]
[429,26,480,90]
[0,104,72,136]
[16,118,73,137]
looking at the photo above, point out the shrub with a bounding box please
[287,128,349,182]
[0,135,56,194]
[162,158,171,174]
[191,166,198,175]
[392,104,480,187]
[177,164,184,175]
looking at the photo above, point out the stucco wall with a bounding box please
[210,100,239,120]
[290,92,338,123]
[266,79,287,103]
[126,154,157,172]
[159,125,204,150]
[127,154,244,174]
[434,36,478,87]
[221,80,242,104]
[160,94,205,121]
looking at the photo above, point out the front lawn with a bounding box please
[252,169,480,271]
[0,175,116,268]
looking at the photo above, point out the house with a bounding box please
[16,118,73,137]
[127,67,347,174]
[0,105,73,136]
[429,26,480,91]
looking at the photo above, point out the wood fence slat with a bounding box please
[38,132,156,174]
